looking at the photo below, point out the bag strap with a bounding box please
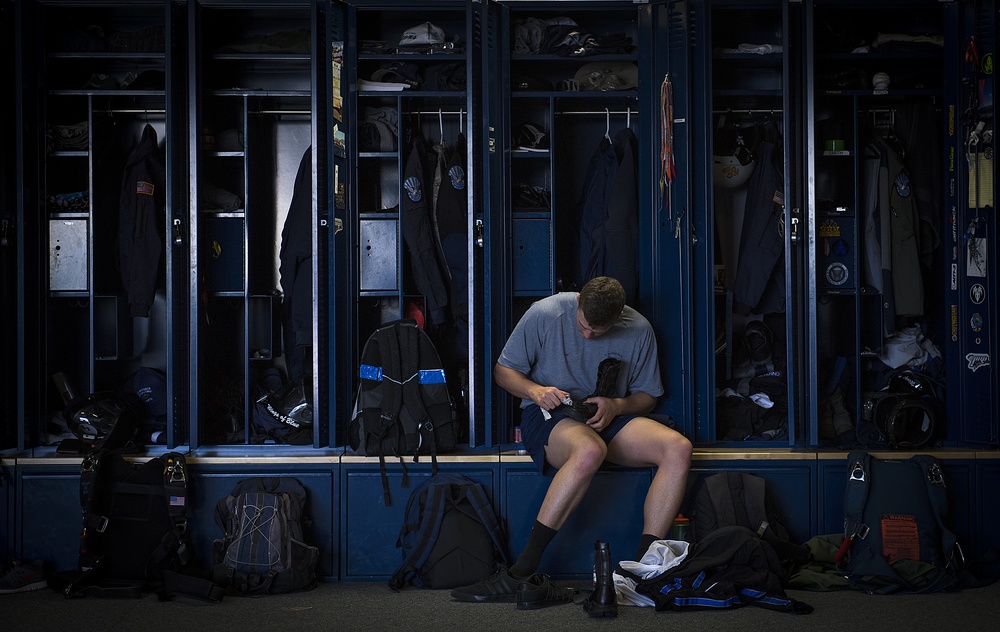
[388,481,447,591]
[740,473,770,537]
[912,455,963,582]
[836,451,871,565]
[146,453,194,578]
[398,324,440,475]
[457,477,511,567]
[159,570,226,603]
[371,324,409,505]
[78,450,111,573]
[376,324,406,428]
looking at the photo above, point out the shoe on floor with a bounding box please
[0,560,46,595]
[451,568,520,603]
[516,573,576,610]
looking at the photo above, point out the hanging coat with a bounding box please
[577,135,617,288]
[401,132,450,324]
[118,123,165,317]
[603,127,640,304]
[577,127,640,304]
[732,137,786,316]
[435,133,469,313]
[871,135,924,319]
[279,146,313,382]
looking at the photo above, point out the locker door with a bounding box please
[692,0,807,446]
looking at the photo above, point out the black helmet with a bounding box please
[882,396,936,449]
[65,391,140,451]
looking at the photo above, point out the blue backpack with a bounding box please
[388,473,509,590]
[212,477,319,595]
[837,452,962,593]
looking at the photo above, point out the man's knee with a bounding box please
[574,439,608,472]
[661,431,692,470]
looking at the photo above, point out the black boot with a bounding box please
[570,357,622,421]
[583,540,618,618]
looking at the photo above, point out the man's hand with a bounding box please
[530,385,570,411]
[581,396,622,431]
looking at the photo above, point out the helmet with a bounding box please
[713,128,756,189]
[713,154,756,189]
[65,391,141,451]
[882,397,936,448]
[863,390,936,449]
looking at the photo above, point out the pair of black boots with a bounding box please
[583,540,617,618]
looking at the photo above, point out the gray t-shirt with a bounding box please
[497,292,663,409]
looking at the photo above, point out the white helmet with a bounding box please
[713,153,756,189]
[713,127,756,189]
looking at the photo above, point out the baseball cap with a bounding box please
[371,61,422,88]
[573,62,638,91]
[399,22,445,47]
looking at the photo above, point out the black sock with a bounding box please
[509,520,558,578]
[635,533,660,561]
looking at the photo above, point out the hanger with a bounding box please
[604,108,611,142]
[626,106,631,130]
[438,108,444,144]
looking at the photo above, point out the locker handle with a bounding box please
[172,218,183,246]
[475,217,484,248]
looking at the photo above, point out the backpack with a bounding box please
[388,473,510,591]
[60,450,222,601]
[836,451,962,593]
[211,477,319,596]
[690,471,809,569]
[349,319,458,504]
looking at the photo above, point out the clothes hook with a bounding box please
[605,108,611,142]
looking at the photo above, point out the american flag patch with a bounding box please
[137,180,155,196]
[169,496,185,507]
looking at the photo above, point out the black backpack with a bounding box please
[61,450,223,601]
[211,477,320,596]
[388,473,510,591]
[349,319,458,504]
[836,451,962,593]
[691,471,809,569]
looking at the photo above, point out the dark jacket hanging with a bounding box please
[577,127,639,304]
[118,123,165,318]
[733,137,786,316]
[577,135,617,288]
[279,146,313,382]
[603,127,640,305]
[435,132,469,321]
[402,131,450,325]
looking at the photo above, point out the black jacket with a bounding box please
[279,146,313,382]
[402,132,450,324]
[118,124,165,317]
[629,526,813,614]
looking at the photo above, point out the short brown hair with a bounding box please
[578,277,625,329]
